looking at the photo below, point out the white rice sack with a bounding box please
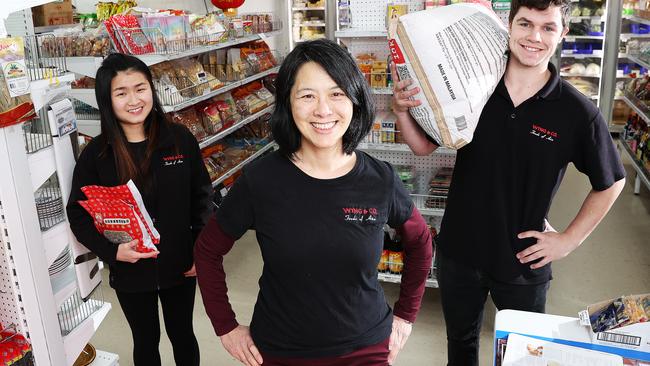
[389,3,509,149]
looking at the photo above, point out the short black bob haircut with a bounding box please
[271,39,375,158]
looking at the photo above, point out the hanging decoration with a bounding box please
[210,0,245,17]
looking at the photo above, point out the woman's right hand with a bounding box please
[116,240,159,263]
[220,325,263,366]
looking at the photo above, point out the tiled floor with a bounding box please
[90,152,650,365]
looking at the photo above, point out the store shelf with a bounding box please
[33,24,79,33]
[619,136,650,191]
[69,89,98,109]
[162,65,280,113]
[620,33,650,41]
[335,29,388,38]
[27,145,56,193]
[377,272,438,288]
[91,351,119,366]
[136,30,283,66]
[371,87,393,95]
[569,16,605,23]
[77,120,101,138]
[42,222,69,268]
[199,104,275,149]
[299,22,326,27]
[625,54,650,70]
[624,15,650,26]
[560,72,602,78]
[65,57,104,78]
[358,142,456,155]
[51,266,78,309]
[211,142,277,187]
[560,51,604,58]
[621,94,650,125]
[564,35,604,41]
[63,302,112,366]
[64,30,283,77]
[292,6,325,10]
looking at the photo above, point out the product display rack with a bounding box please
[288,0,330,48]
[0,87,117,366]
[619,94,650,194]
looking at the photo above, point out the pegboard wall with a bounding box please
[348,0,424,30]
[0,201,29,337]
[371,149,456,193]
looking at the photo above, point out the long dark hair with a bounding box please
[271,39,375,159]
[95,53,168,190]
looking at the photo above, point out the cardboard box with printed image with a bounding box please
[32,0,74,27]
[578,294,650,353]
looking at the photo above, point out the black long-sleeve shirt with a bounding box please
[66,122,212,292]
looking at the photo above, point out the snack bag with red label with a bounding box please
[81,180,160,245]
[79,198,157,253]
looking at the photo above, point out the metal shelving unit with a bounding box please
[211,141,277,187]
[619,135,650,193]
[288,0,330,49]
[161,65,280,113]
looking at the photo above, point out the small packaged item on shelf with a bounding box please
[201,102,224,135]
[171,108,208,140]
[190,12,227,40]
[0,38,35,128]
[109,14,155,55]
[214,92,242,128]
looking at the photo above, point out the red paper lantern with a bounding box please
[210,0,245,10]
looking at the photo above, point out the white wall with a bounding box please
[72,0,288,52]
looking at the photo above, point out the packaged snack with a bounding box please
[201,102,224,134]
[81,180,160,246]
[78,180,159,253]
[214,92,242,127]
[390,4,508,148]
[388,250,404,274]
[111,14,155,55]
[171,108,208,140]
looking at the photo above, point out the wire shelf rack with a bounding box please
[57,287,105,336]
[23,34,67,82]
[22,111,53,154]
[72,99,100,120]
[111,20,282,56]
[34,174,65,232]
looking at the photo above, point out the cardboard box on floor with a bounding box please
[32,0,73,26]
[579,294,650,354]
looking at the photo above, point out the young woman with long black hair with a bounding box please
[66,53,212,366]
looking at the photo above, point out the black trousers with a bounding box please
[437,251,549,366]
[116,277,200,366]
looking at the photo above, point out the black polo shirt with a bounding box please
[436,63,625,284]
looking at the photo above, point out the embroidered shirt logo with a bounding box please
[530,124,559,142]
[162,154,185,166]
[343,207,378,223]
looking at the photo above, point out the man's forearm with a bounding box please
[564,178,625,246]
[395,112,438,156]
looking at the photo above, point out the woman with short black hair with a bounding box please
[66,53,211,366]
[195,39,432,366]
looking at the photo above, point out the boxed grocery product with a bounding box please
[389,3,508,149]
[32,0,74,26]
[578,294,650,353]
